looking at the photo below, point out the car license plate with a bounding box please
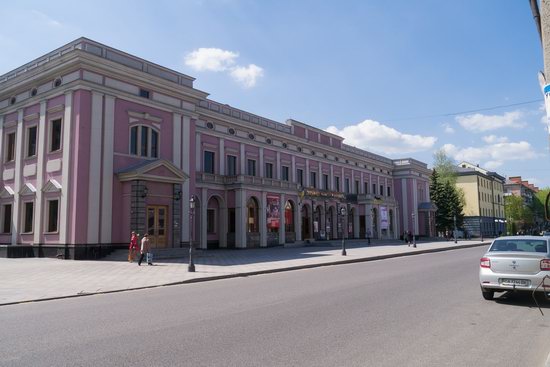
[501,279,529,286]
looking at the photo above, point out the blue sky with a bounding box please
[1,1,548,187]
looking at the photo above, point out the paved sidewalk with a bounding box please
[1,239,489,306]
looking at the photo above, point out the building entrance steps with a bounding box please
[0,239,489,306]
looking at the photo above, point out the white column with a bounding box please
[291,156,296,183]
[259,147,264,177]
[195,132,201,172]
[12,110,24,245]
[219,138,225,175]
[59,92,73,244]
[240,143,245,174]
[235,189,247,248]
[296,203,302,241]
[172,113,182,168]
[100,95,115,244]
[318,161,322,188]
[279,193,285,245]
[402,179,409,232]
[360,172,365,194]
[33,102,47,244]
[351,170,355,193]
[260,191,267,247]
[87,92,103,244]
[200,188,207,249]
[276,152,281,180]
[182,116,191,242]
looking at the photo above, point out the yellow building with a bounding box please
[455,162,505,238]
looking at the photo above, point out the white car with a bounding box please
[479,236,550,300]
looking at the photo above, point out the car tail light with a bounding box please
[480,257,491,268]
[541,259,550,271]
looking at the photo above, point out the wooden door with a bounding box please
[147,205,168,248]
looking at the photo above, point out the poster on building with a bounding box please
[380,206,388,230]
[266,195,280,230]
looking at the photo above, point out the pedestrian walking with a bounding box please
[138,234,151,266]
[407,231,413,246]
[128,231,138,262]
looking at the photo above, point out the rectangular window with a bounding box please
[297,169,304,186]
[380,185,384,196]
[228,208,236,233]
[151,130,158,158]
[50,119,62,152]
[27,126,37,157]
[130,126,138,155]
[47,199,59,233]
[247,159,256,176]
[140,126,149,157]
[2,204,11,234]
[227,155,237,175]
[323,174,329,190]
[207,209,215,233]
[23,201,33,233]
[355,180,359,194]
[204,151,215,174]
[265,162,273,178]
[139,89,150,99]
[372,183,376,195]
[364,182,368,194]
[282,166,290,181]
[6,132,15,162]
[345,178,350,194]
[310,172,317,188]
[387,186,391,197]
[335,177,340,192]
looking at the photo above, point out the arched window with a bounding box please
[247,198,259,232]
[130,125,159,158]
[285,201,294,232]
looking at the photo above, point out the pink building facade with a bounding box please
[0,38,435,259]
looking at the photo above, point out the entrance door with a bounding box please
[147,205,168,248]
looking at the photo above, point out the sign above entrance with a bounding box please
[302,189,346,200]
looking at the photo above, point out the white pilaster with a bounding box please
[318,161,322,188]
[296,203,302,241]
[351,170,355,193]
[276,152,281,180]
[219,138,225,175]
[291,156,296,183]
[195,132,201,172]
[279,193,285,245]
[172,113,182,168]
[59,92,73,244]
[200,188,207,249]
[412,178,418,235]
[402,179,409,232]
[100,95,115,244]
[33,102,47,244]
[240,143,245,174]
[305,158,310,186]
[360,172,365,194]
[235,189,247,248]
[12,110,24,245]
[259,147,264,177]
[87,92,103,244]
[330,165,334,190]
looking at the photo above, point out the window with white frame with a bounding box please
[247,159,256,176]
[46,199,59,233]
[227,155,237,175]
[203,151,215,174]
[50,119,62,152]
[26,126,37,158]
[130,125,159,158]
[23,201,34,233]
[5,132,15,162]
[2,203,12,234]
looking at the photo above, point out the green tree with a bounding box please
[433,149,457,185]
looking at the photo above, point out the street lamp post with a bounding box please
[188,196,196,272]
[340,205,347,256]
[453,214,457,244]
[411,211,416,248]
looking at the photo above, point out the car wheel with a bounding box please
[481,288,494,300]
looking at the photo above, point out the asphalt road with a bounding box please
[1,246,550,367]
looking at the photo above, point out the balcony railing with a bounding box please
[198,173,300,190]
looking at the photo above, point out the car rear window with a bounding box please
[489,239,548,253]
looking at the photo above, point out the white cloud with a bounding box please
[184,48,264,88]
[443,123,455,134]
[31,10,62,27]
[326,119,437,155]
[184,48,238,72]
[442,140,537,170]
[482,135,509,144]
[456,111,526,132]
[229,64,264,88]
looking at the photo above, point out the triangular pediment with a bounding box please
[117,159,189,184]
[0,186,14,198]
[43,179,62,193]
[20,183,36,196]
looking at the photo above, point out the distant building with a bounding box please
[503,176,539,205]
[455,162,505,238]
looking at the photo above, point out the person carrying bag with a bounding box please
[138,234,151,266]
